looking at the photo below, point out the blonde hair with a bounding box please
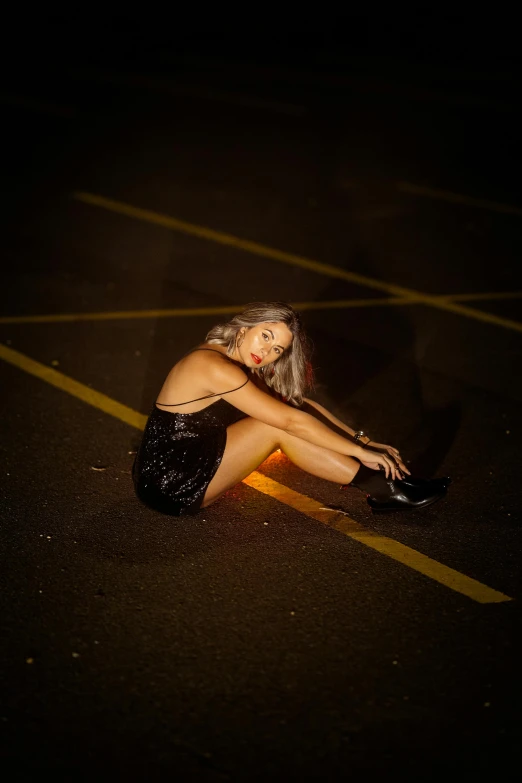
[205,302,313,405]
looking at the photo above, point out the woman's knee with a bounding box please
[249,419,284,451]
[220,419,282,468]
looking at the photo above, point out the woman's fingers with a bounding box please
[368,443,409,475]
[385,447,410,476]
[364,450,404,480]
[388,455,402,480]
[389,457,403,479]
[366,451,393,479]
[380,454,393,479]
[396,457,410,475]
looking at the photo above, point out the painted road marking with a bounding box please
[0,343,147,430]
[0,298,413,325]
[0,341,513,604]
[243,472,512,604]
[399,182,522,218]
[1,291,521,326]
[72,192,423,299]
[441,291,522,302]
[72,192,522,335]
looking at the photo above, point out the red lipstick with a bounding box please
[251,353,262,365]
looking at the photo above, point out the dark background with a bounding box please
[1,12,521,781]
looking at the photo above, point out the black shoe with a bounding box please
[350,464,447,513]
[367,479,447,512]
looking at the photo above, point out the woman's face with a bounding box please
[236,321,293,369]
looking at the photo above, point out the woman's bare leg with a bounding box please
[202,417,360,507]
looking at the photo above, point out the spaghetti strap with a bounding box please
[156,348,249,407]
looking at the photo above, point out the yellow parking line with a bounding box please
[73,191,422,300]
[443,291,522,302]
[0,343,147,430]
[72,192,522,335]
[0,341,513,604]
[0,298,414,325]
[399,181,522,217]
[0,305,256,325]
[243,472,512,604]
[1,292,521,326]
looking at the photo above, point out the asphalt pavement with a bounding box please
[1,22,521,781]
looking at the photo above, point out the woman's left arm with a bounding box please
[302,398,403,461]
[302,398,360,439]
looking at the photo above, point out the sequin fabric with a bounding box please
[133,401,247,516]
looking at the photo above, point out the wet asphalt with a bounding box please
[1,20,521,781]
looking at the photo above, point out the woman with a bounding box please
[133,302,449,516]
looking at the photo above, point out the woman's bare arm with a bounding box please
[302,398,360,440]
[302,398,408,472]
[209,360,404,477]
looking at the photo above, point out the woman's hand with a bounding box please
[359,444,410,480]
[367,441,410,475]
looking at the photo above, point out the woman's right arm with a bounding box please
[212,362,402,478]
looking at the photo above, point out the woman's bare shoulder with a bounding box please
[180,346,248,386]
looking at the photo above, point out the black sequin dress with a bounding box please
[133,350,248,516]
